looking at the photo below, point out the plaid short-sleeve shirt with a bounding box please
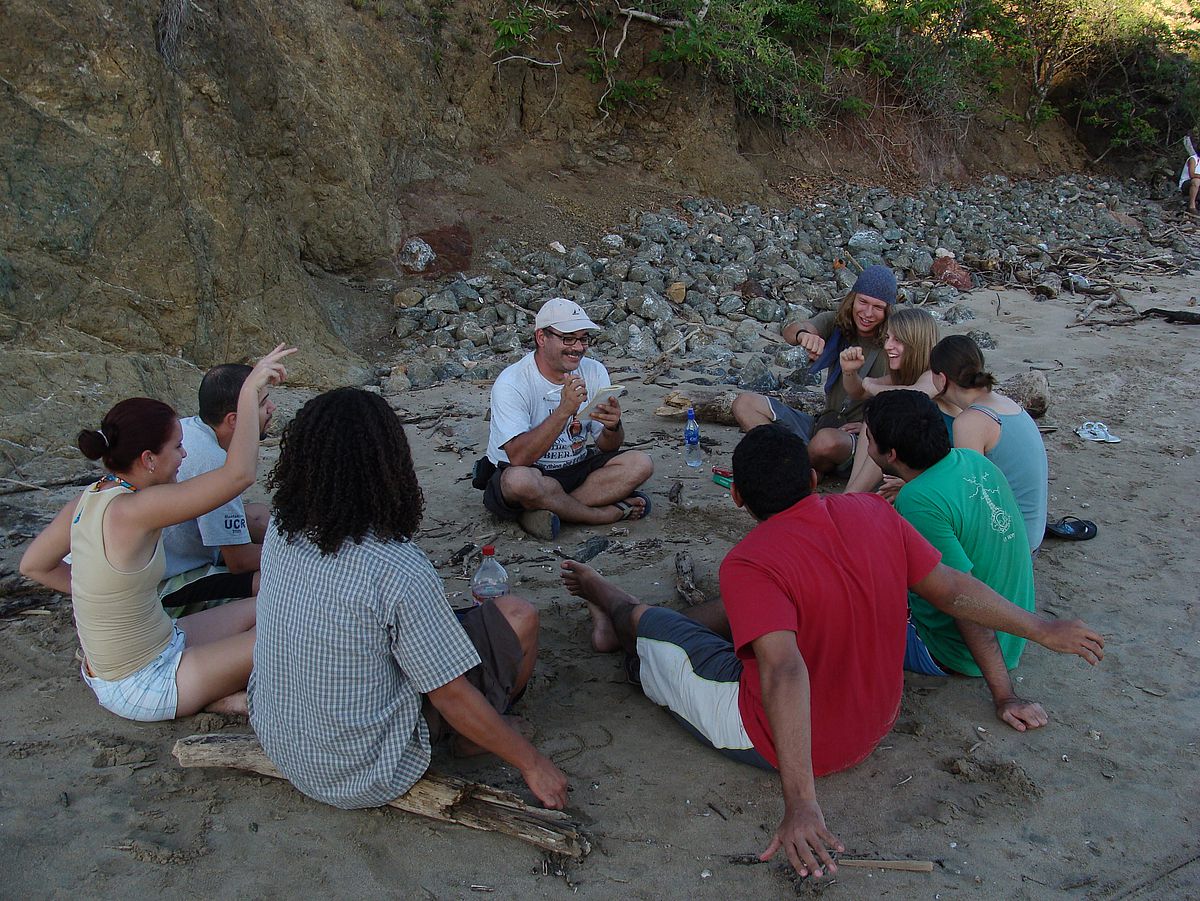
[248,524,480,808]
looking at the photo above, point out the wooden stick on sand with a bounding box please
[838,858,935,873]
[173,733,590,858]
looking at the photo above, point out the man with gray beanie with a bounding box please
[479,298,654,540]
[732,264,898,475]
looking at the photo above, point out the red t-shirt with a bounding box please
[720,493,941,775]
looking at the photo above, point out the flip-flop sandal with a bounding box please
[1044,516,1098,541]
[1076,421,1121,443]
[518,509,561,540]
[615,491,652,521]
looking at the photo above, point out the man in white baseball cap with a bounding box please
[477,298,654,539]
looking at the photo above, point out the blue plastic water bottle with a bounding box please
[684,408,703,468]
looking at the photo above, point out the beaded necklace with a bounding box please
[93,474,137,493]
[73,474,137,524]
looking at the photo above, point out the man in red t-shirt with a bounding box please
[562,424,1105,880]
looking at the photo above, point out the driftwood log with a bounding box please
[674,551,706,606]
[1143,307,1200,325]
[656,388,825,425]
[173,733,589,858]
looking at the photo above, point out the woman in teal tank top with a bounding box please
[930,335,1049,551]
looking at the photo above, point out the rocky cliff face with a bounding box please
[0,0,1088,480]
[1,1,450,475]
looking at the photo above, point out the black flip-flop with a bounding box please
[615,491,652,521]
[1044,516,1097,541]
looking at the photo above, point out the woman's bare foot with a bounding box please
[204,690,248,716]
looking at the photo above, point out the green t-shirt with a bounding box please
[895,449,1034,676]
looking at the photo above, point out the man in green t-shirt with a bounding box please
[863,390,1049,733]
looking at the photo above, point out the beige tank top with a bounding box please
[70,483,173,681]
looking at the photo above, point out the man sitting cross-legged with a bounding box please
[563,423,1104,880]
[250,388,567,812]
[159,363,274,616]
[863,389,1051,732]
[481,297,654,540]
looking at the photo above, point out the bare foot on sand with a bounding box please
[205,690,248,716]
[561,560,621,652]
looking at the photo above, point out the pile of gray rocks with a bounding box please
[382,175,1198,396]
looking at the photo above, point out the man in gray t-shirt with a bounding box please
[159,363,276,614]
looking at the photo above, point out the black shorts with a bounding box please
[482,449,619,520]
[159,568,256,617]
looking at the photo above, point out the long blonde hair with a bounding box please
[886,307,939,386]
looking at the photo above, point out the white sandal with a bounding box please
[1076,421,1121,443]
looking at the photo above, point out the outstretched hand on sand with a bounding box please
[1038,618,1105,665]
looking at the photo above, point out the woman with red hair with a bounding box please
[20,345,294,721]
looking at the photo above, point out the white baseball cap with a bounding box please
[535,297,600,332]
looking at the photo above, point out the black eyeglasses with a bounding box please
[544,328,591,347]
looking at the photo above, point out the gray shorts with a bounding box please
[766,399,854,475]
[424,601,524,742]
[766,398,816,442]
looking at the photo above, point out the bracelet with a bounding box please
[605,419,623,432]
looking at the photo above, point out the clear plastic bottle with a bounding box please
[471,545,510,604]
[684,408,703,468]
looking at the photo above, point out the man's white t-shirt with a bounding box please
[486,353,610,470]
[162,416,251,577]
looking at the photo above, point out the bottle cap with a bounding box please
[481,545,495,556]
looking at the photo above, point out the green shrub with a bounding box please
[484,0,1200,157]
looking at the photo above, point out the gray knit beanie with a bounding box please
[851,265,898,305]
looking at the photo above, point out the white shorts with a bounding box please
[635,608,772,769]
[81,626,185,722]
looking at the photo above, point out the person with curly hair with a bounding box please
[249,387,568,812]
[731,265,897,475]
[19,345,294,721]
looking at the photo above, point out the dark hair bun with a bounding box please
[77,429,108,461]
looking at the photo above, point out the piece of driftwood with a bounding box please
[998,371,1049,419]
[1144,307,1200,325]
[667,480,684,506]
[1075,290,1139,324]
[656,389,739,425]
[173,733,589,858]
[0,473,96,497]
[572,536,610,564]
[656,387,824,425]
[838,858,935,873]
[0,587,66,618]
[674,550,706,606]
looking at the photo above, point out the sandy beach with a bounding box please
[1,275,1198,899]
